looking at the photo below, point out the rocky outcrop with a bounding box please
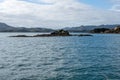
[34,29,71,37]
[10,30,71,37]
[50,29,70,36]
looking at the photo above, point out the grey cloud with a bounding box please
[0,0,120,28]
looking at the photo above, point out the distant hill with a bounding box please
[0,22,54,32]
[0,22,119,32]
[63,25,119,32]
[0,22,15,31]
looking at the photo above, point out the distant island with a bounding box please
[0,22,119,33]
[63,25,119,32]
[90,26,120,33]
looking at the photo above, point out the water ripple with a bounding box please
[0,33,120,80]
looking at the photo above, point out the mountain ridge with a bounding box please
[0,22,54,32]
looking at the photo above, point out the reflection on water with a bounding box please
[0,33,120,80]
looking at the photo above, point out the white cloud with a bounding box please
[110,0,120,11]
[110,0,120,4]
[0,0,120,28]
[111,5,120,11]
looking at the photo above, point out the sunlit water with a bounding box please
[0,33,120,80]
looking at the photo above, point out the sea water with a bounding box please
[0,33,120,80]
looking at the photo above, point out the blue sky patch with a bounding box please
[78,0,112,9]
[19,0,53,5]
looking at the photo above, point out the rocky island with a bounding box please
[10,29,93,37]
[10,30,71,37]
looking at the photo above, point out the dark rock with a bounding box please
[78,34,93,36]
[10,35,30,37]
[33,34,51,37]
[50,29,70,36]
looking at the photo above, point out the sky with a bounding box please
[0,0,120,29]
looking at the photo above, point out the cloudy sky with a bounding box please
[0,0,120,28]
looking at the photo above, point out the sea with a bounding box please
[0,33,120,80]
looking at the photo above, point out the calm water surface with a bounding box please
[0,33,120,80]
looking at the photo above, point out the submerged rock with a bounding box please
[10,35,30,37]
[78,34,93,36]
